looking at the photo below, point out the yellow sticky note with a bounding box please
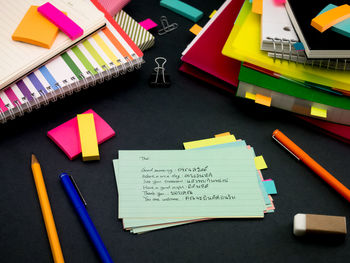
[183,135,236,149]
[12,6,63,48]
[255,94,272,107]
[209,10,217,18]
[77,113,100,161]
[189,24,202,35]
[215,132,231,138]
[245,92,256,100]
[252,0,263,14]
[311,106,327,118]
[254,156,267,170]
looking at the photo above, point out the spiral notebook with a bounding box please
[0,0,107,90]
[261,0,350,70]
[0,1,143,123]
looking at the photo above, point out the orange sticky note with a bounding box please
[255,94,272,107]
[189,24,202,35]
[252,0,263,15]
[311,4,350,33]
[215,132,231,138]
[12,6,63,48]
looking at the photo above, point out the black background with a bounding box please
[1,1,350,262]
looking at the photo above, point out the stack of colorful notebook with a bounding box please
[113,132,276,234]
[180,0,350,144]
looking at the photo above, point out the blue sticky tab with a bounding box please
[262,180,277,195]
[318,4,350,38]
[249,0,253,2]
[293,42,305,51]
[160,0,203,22]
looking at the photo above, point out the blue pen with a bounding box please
[60,173,114,263]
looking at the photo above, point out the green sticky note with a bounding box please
[116,147,265,218]
[160,0,203,22]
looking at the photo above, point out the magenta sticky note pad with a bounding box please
[38,2,83,40]
[47,109,115,160]
[139,19,158,30]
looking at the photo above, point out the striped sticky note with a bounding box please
[115,10,155,51]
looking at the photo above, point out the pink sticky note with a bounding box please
[38,2,83,40]
[139,19,158,30]
[273,0,286,5]
[47,109,115,160]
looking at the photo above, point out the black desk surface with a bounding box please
[1,1,350,262]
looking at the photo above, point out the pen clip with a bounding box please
[272,134,300,161]
[69,175,87,207]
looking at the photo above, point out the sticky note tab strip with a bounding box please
[317,4,350,38]
[252,0,263,15]
[255,94,272,107]
[245,92,256,100]
[293,42,305,51]
[263,180,277,194]
[183,135,236,149]
[311,106,327,118]
[255,156,267,170]
[77,113,100,161]
[189,24,202,35]
[38,2,83,40]
[209,10,217,18]
[139,19,158,30]
[47,109,115,160]
[311,4,350,33]
[12,6,61,48]
[160,0,203,22]
[214,132,231,138]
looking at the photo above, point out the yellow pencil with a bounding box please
[31,154,65,263]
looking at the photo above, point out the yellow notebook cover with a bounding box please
[12,6,62,49]
[222,0,350,92]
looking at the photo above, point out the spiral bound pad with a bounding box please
[0,19,143,123]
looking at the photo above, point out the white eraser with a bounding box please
[293,213,306,236]
[293,213,347,237]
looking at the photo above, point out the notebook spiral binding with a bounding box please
[0,56,143,123]
[267,38,350,71]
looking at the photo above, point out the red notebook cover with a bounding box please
[181,0,244,87]
[297,116,350,144]
[179,62,235,94]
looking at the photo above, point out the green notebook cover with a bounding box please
[238,66,350,110]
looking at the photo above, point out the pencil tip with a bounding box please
[31,154,38,164]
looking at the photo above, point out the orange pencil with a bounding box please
[31,154,65,263]
[272,129,350,202]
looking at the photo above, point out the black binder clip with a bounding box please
[149,57,171,88]
[158,16,178,35]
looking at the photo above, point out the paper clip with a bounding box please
[149,57,171,87]
[158,16,178,35]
